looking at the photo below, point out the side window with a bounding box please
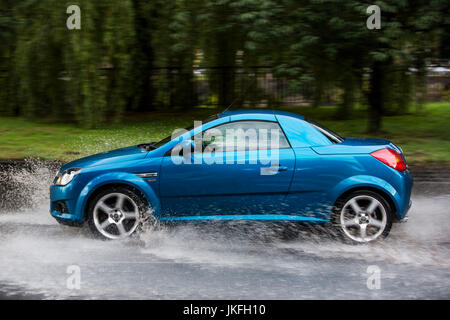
[198,121,290,152]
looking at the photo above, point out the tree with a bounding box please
[163,0,200,109]
[363,0,444,131]
[129,0,159,112]
[0,0,19,115]
[0,0,446,129]
[242,0,444,131]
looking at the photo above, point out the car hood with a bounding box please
[60,146,148,171]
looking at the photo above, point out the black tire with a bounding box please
[331,190,393,244]
[86,186,151,240]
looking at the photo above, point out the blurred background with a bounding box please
[0,0,449,165]
[1,1,450,301]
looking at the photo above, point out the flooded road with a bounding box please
[0,161,449,299]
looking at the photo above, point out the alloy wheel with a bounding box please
[93,192,140,239]
[340,195,387,243]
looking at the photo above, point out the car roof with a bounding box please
[219,109,304,120]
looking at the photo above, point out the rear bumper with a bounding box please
[394,170,413,220]
[398,199,412,222]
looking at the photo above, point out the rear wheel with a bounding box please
[332,190,393,244]
[87,186,150,240]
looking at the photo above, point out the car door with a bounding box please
[159,119,295,218]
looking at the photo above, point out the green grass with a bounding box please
[0,103,449,165]
[291,102,450,165]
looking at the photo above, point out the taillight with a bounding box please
[370,148,407,171]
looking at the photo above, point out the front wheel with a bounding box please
[332,190,393,244]
[87,186,150,240]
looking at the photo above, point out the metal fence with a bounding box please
[151,65,450,108]
[151,66,336,108]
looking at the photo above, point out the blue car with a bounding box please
[50,110,412,243]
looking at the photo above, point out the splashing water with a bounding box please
[0,160,449,299]
[0,159,60,212]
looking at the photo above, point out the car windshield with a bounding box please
[149,114,220,149]
[305,117,344,143]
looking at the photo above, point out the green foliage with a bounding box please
[0,0,447,129]
[1,0,137,127]
[1,102,449,164]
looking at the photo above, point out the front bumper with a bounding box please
[50,183,84,224]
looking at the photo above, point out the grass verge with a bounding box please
[0,103,449,165]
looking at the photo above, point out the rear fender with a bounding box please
[330,175,401,218]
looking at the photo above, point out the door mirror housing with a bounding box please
[165,139,196,157]
[180,139,195,156]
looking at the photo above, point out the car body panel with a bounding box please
[229,112,276,122]
[60,146,147,171]
[276,114,332,148]
[312,137,397,155]
[51,157,163,223]
[285,147,413,220]
[159,148,295,216]
[160,214,327,222]
[49,109,413,226]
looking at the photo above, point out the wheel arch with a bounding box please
[83,183,143,219]
[333,186,398,221]
[329,175,402,220]
[75,172,161,221]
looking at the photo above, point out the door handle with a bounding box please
[261,166,288,175]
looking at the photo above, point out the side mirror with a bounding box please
[180,139,195,156]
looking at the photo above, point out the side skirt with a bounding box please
[159,214,327,222]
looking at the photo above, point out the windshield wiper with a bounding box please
[137,142,157,151]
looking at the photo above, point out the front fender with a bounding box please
[75,172,161,221]
[329,175,401,218]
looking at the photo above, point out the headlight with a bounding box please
[55,168,82,186]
